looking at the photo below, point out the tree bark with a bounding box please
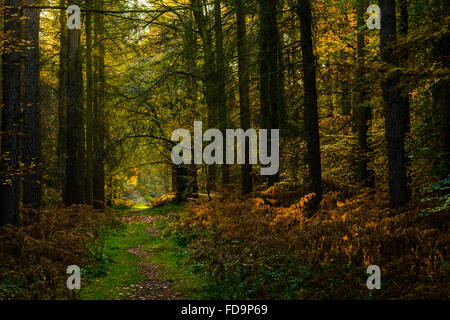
[296,0,323,205]
[0,0,21,226]
[339,14,352,117]
[65,2,86,205]
[236,0,253,195]
[85,0,94,205]
[440,0,450,178]
[57,0,68,204]
[93,0,106,209]
[173,165,189,203]
[192,0,217,191]
[214,0,230,187]
[399,0,411,156]
[355,0,374,187]
[23,0,42,209]
[258,0,283,185]
[379,0,409,208]
[183,12,199,197]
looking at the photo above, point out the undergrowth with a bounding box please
[172,182,450,300]
[0,207,117,300]
[80,221,151,300]
[81,203,208,300]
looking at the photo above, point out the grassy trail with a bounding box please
[80,204,207,300]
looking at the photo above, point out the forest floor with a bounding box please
[2,184,446,300]
[80,204,208,300]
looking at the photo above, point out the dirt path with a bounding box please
[120,214,185,300]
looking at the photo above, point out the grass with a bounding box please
[142,217,208,299]
[80,204,208,300]
[80,223,149,300]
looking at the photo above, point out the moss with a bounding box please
[81,204,208,300]
[80,223,150,300]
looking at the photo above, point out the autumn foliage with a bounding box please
[0,207,116,299]
[174,186,449,299]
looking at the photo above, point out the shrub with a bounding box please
[0,207,117,300]
[173,188,450,299]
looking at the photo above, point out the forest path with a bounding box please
[124,215,183,300]
[81,204,207,300]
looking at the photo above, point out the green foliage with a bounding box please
[420,175,450,216]
[80,222,152,300]
[81,205,208,300]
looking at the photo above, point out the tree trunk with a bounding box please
[65,2,86,206]
[236,0,253,195]
[85,0,94,205]
[0,0,21,226]
[258,0,283,185]
[93,0,106,209]
[355,0,374,187]
[296,0,323,205]
[183,12,199,197]
[440,0,450,178]
[379,0,409,208]
[339,14,352,117]
[23,0,42,209]
[57,0,68,204]
[192,0,217,191]
[399,0,411,178]
[214,0,230,187]
[173,165,189,203]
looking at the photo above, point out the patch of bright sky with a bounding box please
[134,0,153,24]
[136,0,153,8]
[127,0,154,42]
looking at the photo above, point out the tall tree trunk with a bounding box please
[277,14,287,133]
[258,0,282,185]
[339,14,352,117]
[183,13,199,197]
[440,0,450,178]
[23,0,42,209]
[93,0,106,209]
[65,2,86,205]
[57,0,68,204]
[0,0,21,226]
[192,0,217,191]
[296,0,323,205]
[379,0,409,208]
[355,0,374,187]
[85,1,94,205]
[399,0,411,188]
[399,0,410,133]
[214,0,230,187]
[236,0,253,195]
